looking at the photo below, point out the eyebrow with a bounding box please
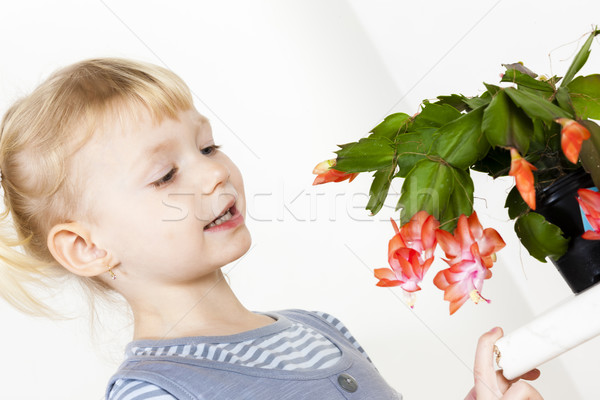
[134,139,178,181]
[134,115,210,180]
[146,140,175,158]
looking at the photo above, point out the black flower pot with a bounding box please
[535,168,600,293]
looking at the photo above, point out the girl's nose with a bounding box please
[198,156,230,195]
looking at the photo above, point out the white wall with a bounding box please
[0,1,598,399]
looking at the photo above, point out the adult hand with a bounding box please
[464,327,543,400]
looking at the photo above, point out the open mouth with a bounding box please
[204,204,237,230]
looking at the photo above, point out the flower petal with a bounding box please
[449,295,470,315]
[509,148,537,210]
[444,282,471,315]
[401,211,429,241]
[578,189,600,215]
[421,215,440,258]
[582,231,600,240]
[397,249,417,279]
[436,229,460,259]
[433,269,450,290]
[419,257,434,281]
[312,159,359,185]
[478,228,506,256]
[454,214,473,247]
[577,188,600,238]
[375,279,402,287]
[556,118,591,164]
[390,217,400,235]
[388,234,407,263]
[312,159,335,175]
[467,211,483,240]
[374,267,398,281]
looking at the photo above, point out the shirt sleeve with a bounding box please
[108,379,177,400]
[311,311,373,364]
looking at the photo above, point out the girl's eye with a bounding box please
[150,145,220,188]
[152,167,178,188]
[200,144,221,156]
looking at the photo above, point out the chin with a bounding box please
[226,227,252,264]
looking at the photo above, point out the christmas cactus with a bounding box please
[313,28,600,314]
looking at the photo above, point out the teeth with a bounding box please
[205,208,233,229]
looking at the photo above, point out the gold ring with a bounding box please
[493,345,501,367]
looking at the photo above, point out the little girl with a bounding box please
[0,58,542,399]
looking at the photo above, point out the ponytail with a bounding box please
[0,207,65,317]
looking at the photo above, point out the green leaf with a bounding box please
[436,94,470,112]
[516,86,555,102]
[579,120,600,189]
[505,185,528,219]
[397,159,453,225]
[463,95,491,110]
[434,107,490,169]
[442,168,474,232]
[501,69,554,92]
[395,132,435,177]
[335,137,395,173]
[366,165,396,216]
[482,89,532,154]
[484,83,501,96]
[561,28,600,87]
[567,74,600,119]
[505,87,572,122]
[412,103,462,129]
[527,118,548,153]
[555,86,575,115]
[396,160,474,231]
[370,113,412,140]
[514,212,569,262]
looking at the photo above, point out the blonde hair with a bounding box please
[0,58,193,317]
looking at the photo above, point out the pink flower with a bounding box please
[433,212,505,315]
[374,248,434,293]
[577,188,600,240]
[396,210,439,261]
[374,211,439,305]
[312,159,359,185]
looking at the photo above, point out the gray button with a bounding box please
[337,373,358,393]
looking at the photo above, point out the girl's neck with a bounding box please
[128,270,274,340]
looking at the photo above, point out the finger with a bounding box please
[474,327,504,396]
[464,387,477,400]
[474,327,504,381]
[497,369,541,393]
[518,369,541,382]
[501,381,543,400]
[496,371,511,393]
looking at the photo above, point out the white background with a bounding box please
[1,1,599,399]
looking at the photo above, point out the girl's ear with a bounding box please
[46,222,113,277]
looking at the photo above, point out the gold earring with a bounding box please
[108,265,116,280]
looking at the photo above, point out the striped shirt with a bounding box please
[108,311,369,400]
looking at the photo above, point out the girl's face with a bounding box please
[75,107,251,287]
